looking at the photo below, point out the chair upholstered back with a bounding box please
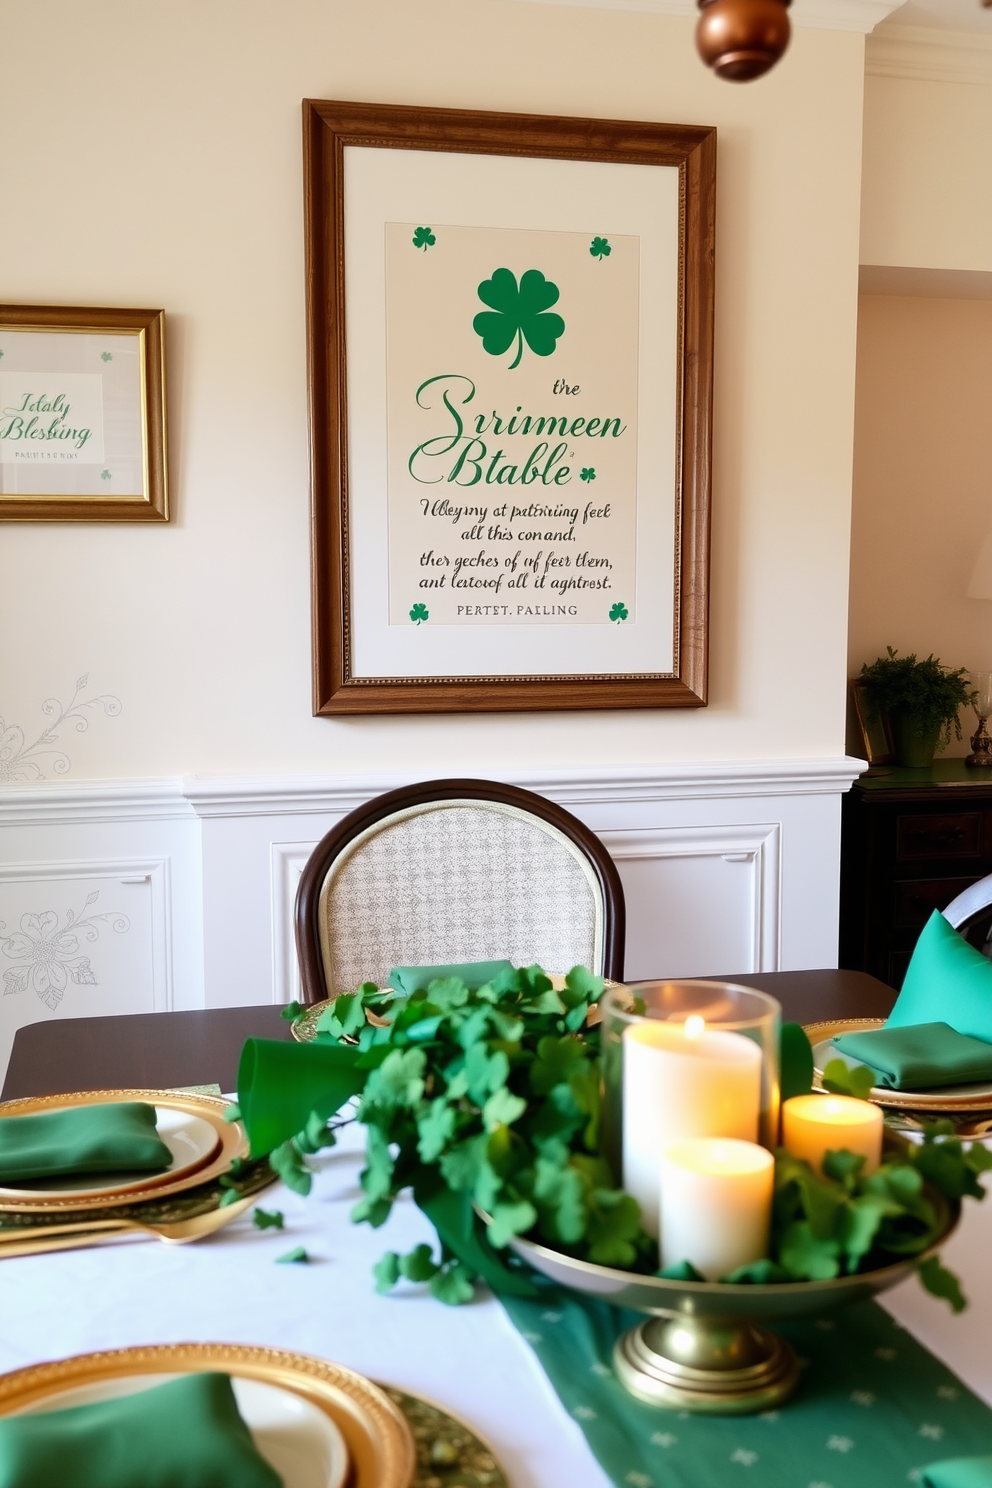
[296,780,625,1003]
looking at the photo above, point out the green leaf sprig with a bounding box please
[753,1121,992,1307]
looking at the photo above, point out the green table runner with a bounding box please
[501,1281,992,1488]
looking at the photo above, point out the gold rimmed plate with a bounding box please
[804,1018,992,1112]
[0,1092,248,1212]
[0,1344,415,1488]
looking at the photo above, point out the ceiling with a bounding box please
[880,0,992,32]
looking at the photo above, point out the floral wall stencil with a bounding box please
[0,676,121,781]
[0,892,130,1010]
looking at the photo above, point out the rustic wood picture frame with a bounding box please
[0,304,168,522]
[304,100,715,715]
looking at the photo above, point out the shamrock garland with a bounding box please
[245,967,990,1308]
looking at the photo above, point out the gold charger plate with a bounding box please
[293,975,621,1043]
[382,1386,508,1488]
[0,1091,248,1212]
[0,1343,415,1488]
[804,1018,992,1112]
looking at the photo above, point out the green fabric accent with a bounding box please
[923,1457,992,1488]
[780,1022,814,1101]
[834,1023,992,1091]
[888,912,992,1043]
[389,960,514,995]
[237,1038,366,1157]
[0,1372,281,1488]
[0,1103,170,1182]
[414,1178,539,1298]
[500,1280,992,1488]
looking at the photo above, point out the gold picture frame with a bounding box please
[0,304,168,521]
[304,100,715,715]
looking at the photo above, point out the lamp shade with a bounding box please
[967,531,992,600]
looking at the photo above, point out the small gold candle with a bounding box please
[782,1093,883,1176]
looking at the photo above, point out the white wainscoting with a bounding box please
[0,761,865,1067]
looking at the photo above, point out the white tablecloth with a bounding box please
[0,1123,989,1488]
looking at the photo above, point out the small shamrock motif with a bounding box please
[579,467,596,483]
[590,236,611,260]
[409,603,429,625]
[473,268,564,369]
[100,469,111,481]
[101,352,113,362]
[609,602,629,623]
[412,226,436,251]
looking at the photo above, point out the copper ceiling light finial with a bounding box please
[696,0,792,82]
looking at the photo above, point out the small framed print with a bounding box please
[0,305,168,521]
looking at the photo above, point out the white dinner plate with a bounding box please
[0,1106,222,1201]
[9,1372,349,1488]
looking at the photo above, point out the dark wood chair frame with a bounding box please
[295,778,626,1005]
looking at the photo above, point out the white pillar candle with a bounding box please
[659,1138,774,1280]
[621,1018,762,1238]
[782,1094,883,1177]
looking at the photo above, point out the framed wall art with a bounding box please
[0,305,168,522]
[304,100,715,714]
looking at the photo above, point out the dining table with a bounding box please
[0,966,990,1488]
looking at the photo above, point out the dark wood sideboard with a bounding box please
[840,759,992,990]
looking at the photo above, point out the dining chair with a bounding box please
[943,873,992,956]
[294,778,625,1005]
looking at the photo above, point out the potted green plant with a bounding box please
[860,648,976,768]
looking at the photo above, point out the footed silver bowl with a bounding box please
[497,1186,958,1416]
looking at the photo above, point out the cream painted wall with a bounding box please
[848,293,992,754]
[861,74,992,271]
[0,1,866,782]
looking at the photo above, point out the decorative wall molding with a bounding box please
[0,781,194,827]
[602,823,782,973]
[476,0,903,33]
[0,858,173,1013]
[181,759,865,820]
[271,843,314,1007]
[866,24,992,86]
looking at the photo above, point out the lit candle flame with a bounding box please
[684,1015,705,1040]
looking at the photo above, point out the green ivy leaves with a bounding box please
[473,269,564,369]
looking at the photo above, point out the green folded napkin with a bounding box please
[888,911,992,1043]
[388,960,514,995]
[0,1372,282,1488]
[833,1022,992,1090]
[0,1103,171,1183]
[923,1456,992,1488]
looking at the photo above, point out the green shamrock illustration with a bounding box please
[101,352,113,362]
[409,603,429,624]
[412,226,436,251]
[473,269,564,370]
[580,468,596,483]
[590,236,611,260]
[609,602,629,623]
[100,469,111,481]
